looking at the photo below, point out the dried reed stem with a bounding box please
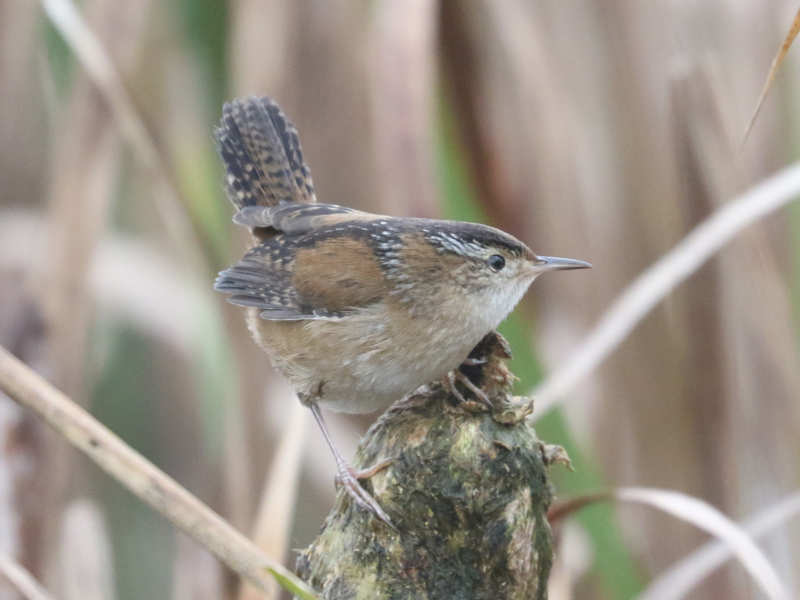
[0,345,317,600]
[238,399,307,600]
[40,0,213,269]
[533,161,800,414]
[742,6,800,145]
[640,491,800,600]
[0,554,54,600]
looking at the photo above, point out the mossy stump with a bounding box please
[297,332,560,599]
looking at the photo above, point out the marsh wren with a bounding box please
[214,97,590,526]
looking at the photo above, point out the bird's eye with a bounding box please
[488,254,505,271]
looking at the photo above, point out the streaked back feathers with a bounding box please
[214,205,537,321]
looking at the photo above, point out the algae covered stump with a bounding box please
[298,332,563,599]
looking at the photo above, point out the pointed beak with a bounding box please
[535,256,592,271]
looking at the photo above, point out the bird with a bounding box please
[213,96,590,527]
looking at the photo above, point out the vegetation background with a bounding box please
[0,1,799,599]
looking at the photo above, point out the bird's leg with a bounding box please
[309,402,395,528]
[447,369,492,409]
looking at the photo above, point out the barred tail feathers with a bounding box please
[215,97,316,211]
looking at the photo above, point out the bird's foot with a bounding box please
[335,459,396,530]
[447,369,492,409]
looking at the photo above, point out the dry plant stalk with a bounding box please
[532,161,800,414]
[238,400,307,600]
[0,554,54,600]
[742,6,800,144]
[41,0,213,269]
[298,332,557,599]
[370,0,439,217]
[642,491,800,600]
[0,344,317,600]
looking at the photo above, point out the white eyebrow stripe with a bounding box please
[426,231,488,259]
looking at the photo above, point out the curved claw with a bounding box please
[447,370,492,409]
[335,464,396,530]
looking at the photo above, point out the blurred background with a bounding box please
[1,1,799,598]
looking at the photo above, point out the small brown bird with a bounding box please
[214,97,590,526]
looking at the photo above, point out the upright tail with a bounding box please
[215,97,316,212]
